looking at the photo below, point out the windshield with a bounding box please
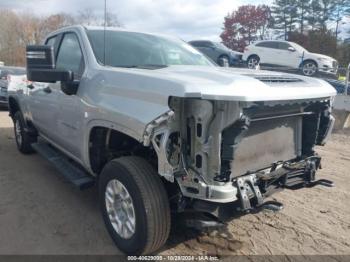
[87,30,213,68]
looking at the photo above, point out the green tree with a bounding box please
[332,0,350,40]
[318,0,337,30]
[306,0,322,30]
[271,0,299,39]
[297,0,311,34]
[336,43,350,69]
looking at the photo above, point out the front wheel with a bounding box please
[301,61,318,76]
[99,156,171,255]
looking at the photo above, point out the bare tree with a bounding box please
[37,13,76,43]
[0,9,123,66]
[77,8,98,26]
[106,11,123,27]
[0,10,25,65]
[77,8,122,27]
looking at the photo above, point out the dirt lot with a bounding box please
[0,109,349,255]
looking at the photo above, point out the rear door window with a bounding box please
[192,41,214,48]
[189,41,201,47]
[256,41,278,49]
[277,42,292,50]
[201,41,214,48]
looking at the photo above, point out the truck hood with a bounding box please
[100,65,336,102]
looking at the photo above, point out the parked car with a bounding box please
[9,26,336,255]
[242,40,338,77]
[189,40,242,66]
[7,74,29,93]
[0,66,25,108]
[323,78,349,94]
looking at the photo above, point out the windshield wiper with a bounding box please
[118,64,168,69]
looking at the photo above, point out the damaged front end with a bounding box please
[143,96,335,227]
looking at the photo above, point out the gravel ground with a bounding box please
[0,109,349,256]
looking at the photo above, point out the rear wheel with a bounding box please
[13,111,36,154]
[99,156,171,255]
[247,55,260,69]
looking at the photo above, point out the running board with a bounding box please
[31,142,95,190]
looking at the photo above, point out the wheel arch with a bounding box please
[86,123,157,175]
[8,96,38,137]
[218,53,230,59]
[8,96,21,118]
[247,54,260,61]
[300,59,318,68]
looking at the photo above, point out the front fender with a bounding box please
[82,119,144,172]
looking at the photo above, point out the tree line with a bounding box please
[1,2,349,69]
[221,0,350,68]
[0,9,121,66]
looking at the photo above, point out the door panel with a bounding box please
[276,42,302,68]
[29,82,59,138]
[28,35,60,139]
[200,47,216,61]
[56,90,83,157]
[255,46,268,63]
[257,41,279,64]
[54,32,85,159]
[196,42,217,62]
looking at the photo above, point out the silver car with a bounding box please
[8,26,336,255]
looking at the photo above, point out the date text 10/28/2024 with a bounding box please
[127,256,220,261]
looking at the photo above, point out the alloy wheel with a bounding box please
[15,119,22,146]
[105,179,136,239]
[302,62,317,76]
[248,57,259,69]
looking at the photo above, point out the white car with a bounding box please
[242,40,338,76]
[6,74,29,93]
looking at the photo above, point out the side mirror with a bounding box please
[61,80,80,96]
[26,45,73,83]
[288,46,296,52]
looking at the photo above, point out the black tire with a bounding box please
[99,156,171,255]
[247,55,260,69]
[13,111,36,154]
[218,55,229,67]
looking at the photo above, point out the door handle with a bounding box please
[43,86,52,93]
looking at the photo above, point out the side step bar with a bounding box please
[31,142,95,190]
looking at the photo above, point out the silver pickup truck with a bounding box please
[8,25,336,255]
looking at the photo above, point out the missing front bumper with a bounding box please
[183,155,334,226]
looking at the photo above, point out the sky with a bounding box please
[0,0,348,41]
[0,0,273,41]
